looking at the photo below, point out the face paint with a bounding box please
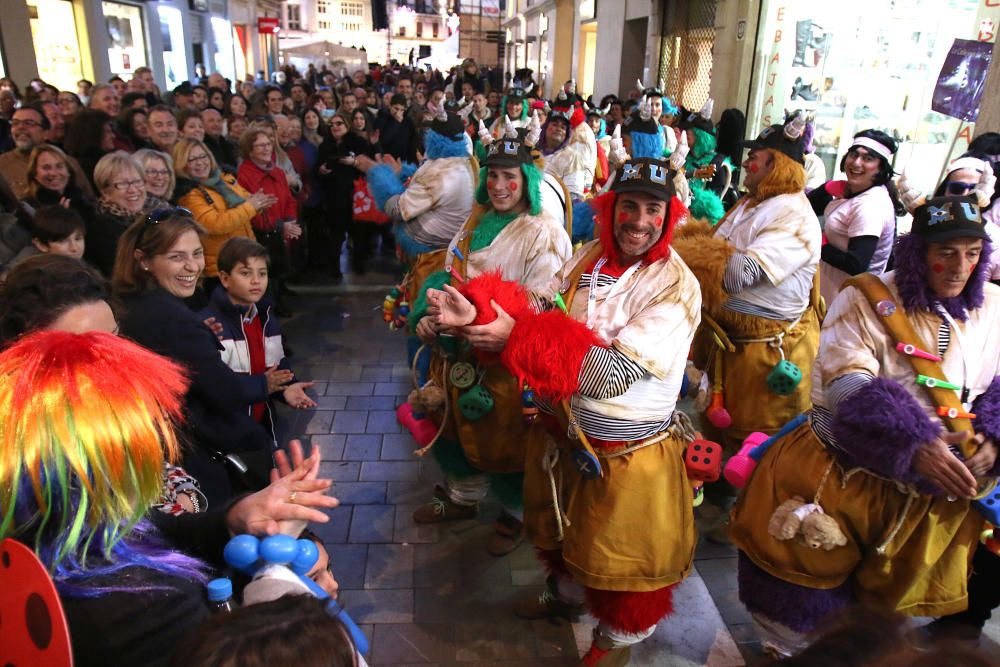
[748,163,760,174]
[931,263,945,273]
[509,182,518,192]
[652,216,663,229]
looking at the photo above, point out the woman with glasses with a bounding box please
[808,129,903,305]
[236,128,301,308]
[134,148,177,202]
[85,151,155,275]
[172,137,276,295]
[315,111,373,278]
[57,91,84,122]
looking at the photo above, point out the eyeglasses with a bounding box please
[946,181,977,195]
[145,168,170,177]
[11,119,42,128]
[330,120,346,127]
[252,141,273,149]
[112,178,144,191]
[187,154,211,164]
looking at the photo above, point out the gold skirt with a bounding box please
[729,423,983,616]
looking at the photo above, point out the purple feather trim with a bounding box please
[973,376,1000,476]
[831,377,938,484]
[738,551,852,633]
[892,234,991,322]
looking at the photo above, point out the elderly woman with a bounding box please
[85,151,154,275]
[134,148,176,202]
[729,195,1000,657]
[171,137,275,292]
[248,116,302,194]
[236,128,301,307]
[808,129,902,305]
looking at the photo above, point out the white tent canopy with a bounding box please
[279,39,368,72]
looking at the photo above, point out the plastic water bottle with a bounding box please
[207,577,236,614]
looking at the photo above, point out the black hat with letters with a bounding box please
[610,157,677,203]
[911,195,990,242]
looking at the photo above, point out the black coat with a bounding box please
[374,109,421,163]
[85,205,136,276]
[118,287,273,507]
[315,131,372,208]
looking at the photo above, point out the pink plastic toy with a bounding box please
[706,391,732,429]
[724,431,769,487]
[396,402,438,446]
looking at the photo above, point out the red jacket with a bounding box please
[236,159,298,232]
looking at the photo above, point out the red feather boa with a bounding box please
[590,190,689,271]
[585,585,676,633]
[456,271,606,400]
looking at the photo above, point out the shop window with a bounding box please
[286,4,301,31]
[157,5,188,89]
[657,0,716,112]
[26,0,85,92]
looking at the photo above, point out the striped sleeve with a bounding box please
[826,372,874,408]
[577,345,647,400]
[723,253,766,295]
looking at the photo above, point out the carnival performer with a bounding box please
[405,129,572,557]
[360,109,476,262]
[808,129,901,305]
[425,156,700,667]
[672,118,821,541]
[729,194,1000,657]
[483,88,530,153]
[541,83,598,202]
[678,99,732,224]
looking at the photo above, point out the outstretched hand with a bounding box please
[427,284,477,328]
[225,439,339,537]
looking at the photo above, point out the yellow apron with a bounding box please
[729,422,982,616]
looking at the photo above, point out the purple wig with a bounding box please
[802,121,815,155]
[892,233,991,321]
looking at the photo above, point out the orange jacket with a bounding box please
[176,174,257,277]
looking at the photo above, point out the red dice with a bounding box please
[685,439,722,482]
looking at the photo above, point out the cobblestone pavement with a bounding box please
[273,258,999,666]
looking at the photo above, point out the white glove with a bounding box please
[478,119,493,146]
[896,167,926,213]
[525,109,542,147]
[664,124,678,155]
[669,130,689,172]
[974,163,997,209]
[608,124,629,166]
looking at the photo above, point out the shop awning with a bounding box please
[278,39,368,70]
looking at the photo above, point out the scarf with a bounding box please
[200,169,246,208]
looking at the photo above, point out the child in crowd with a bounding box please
[3,206,86,275]
[198,237,315,445]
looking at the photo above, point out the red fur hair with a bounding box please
[502,309,606,402]
[458,271,535,325]
[585,585,676,633]
[592,191,689,271]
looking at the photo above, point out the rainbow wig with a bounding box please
[0,330,209,596]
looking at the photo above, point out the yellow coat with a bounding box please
[177,175,257,277]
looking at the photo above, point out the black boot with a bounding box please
[793,19,812,67]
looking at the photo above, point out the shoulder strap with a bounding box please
[561,242,605,311]
[843,273,975,457]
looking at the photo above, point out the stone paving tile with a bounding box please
[309,433,347,460]
[381,433,419,460]
[298,409,334,434]
[327,479,385,504]
[347,395,400,411]
[374,380,412,395]
[349,504,396,543]
[366,409,403,434]
[370,623,455,665]
[364,543,415,589]
[331,410,371,434]
[313,395,348,410]
[344,434,383,460]
[310,505,352,544]
[361,366,395,381]
[360,461,422,482]
[320,460,362,482]
[325,543,368,589]
[326,381,376,396]
[453,620,538,662]
[328,364,364,381]
[387,480,433,504]
[392,504,443,544]
[339,588,414,624]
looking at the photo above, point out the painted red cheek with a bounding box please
[652,216,663,229]
[931,263,945,273]
[509,182,518,192]
[748,164,760,174]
